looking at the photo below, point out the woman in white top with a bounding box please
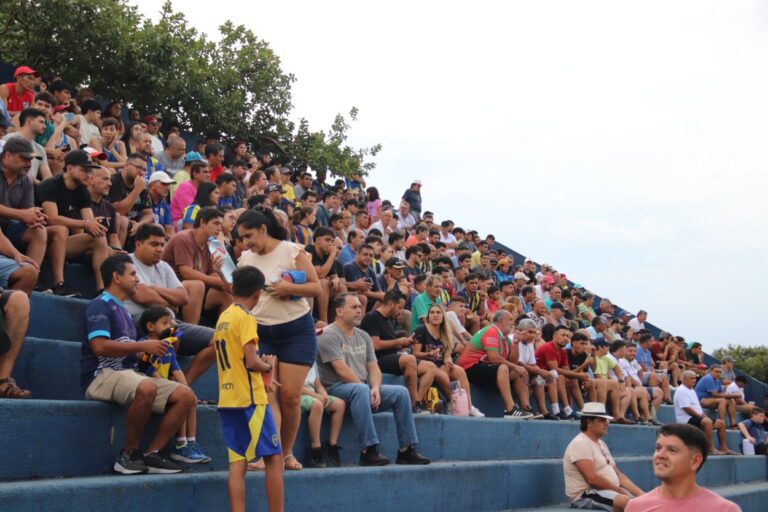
[236,208,321,470]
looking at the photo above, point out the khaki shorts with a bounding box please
[85,368,180,414]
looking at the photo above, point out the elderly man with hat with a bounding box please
[146,171,176,237]
[563,402,645,510]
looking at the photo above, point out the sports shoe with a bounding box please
[144,451,183,474]
[310,446,326,468]
[323,441,341,467]
[396,445,431,465]
[649,418,663,426]
[541,413,560,421]
[558,411,573,420]
[188,441,211,463]
[51,281,81,298]
[503,406,534,419]
[170,443,206,464]
[412,402,431,415]
[637,420,652,426]
[113,449,147,474]
[468,405,485,417]
[524,407,544,419]
[359,445,390,466]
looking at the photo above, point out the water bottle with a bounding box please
[207,237,236,284]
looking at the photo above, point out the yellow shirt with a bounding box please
[282,183,296,201]
[215,304,268,408]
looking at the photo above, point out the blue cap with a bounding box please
[185,151,207,164]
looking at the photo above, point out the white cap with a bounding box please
[514,272,529,281]
[412,179,422,185]
[148,171,174,184]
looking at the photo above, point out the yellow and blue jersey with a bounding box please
[214,304,268,409]
[181,203,201,226]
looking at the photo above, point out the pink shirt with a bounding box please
[171,181,196,222]
[626,487,741,512]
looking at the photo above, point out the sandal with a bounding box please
[283,453,303,470]
[247,458,265,471]
[0,378,31,399]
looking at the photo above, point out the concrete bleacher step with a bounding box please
[1,455,765,512]
[4,397,739,481]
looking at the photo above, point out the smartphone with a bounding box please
[64,112,74,122]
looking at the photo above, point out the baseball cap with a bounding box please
[148,171,175,184]
[1,138,39,160]
[550,302,565,311]
[266,183,282,193]
[385,257,406,269]
[64,150,100,169]
[513,272,529,281]
[542,275,555,285]
[143,116,158,124]
[233,159,252,169]
[184,151,207,164]
[13,66,39,78]
[83,147,107,161]
[53,104,70,114]
[412,179,422,186]
[280,167,292,174]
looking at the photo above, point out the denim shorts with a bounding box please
[256,312,317,366]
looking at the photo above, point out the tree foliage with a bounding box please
[0,0,379,177]
[712,345,768,384]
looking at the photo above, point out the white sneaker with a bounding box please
[468,405,485,417]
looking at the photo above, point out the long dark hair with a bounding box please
[236,208,287,241]
[121,121,143,150]
[194,182,218,207]
[366,186,380,202]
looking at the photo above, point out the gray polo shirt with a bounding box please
[317,323,377,388]
[0,165,35,227]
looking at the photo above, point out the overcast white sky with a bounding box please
[136,0,768,351]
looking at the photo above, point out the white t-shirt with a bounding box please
[439,231,457,245]
[725,382,743,400]
[304,363,319,389]
[150,134,164,155]
[628,318,645,331]
[620,358,641,386]
[673,385,703,423]
[78,115,101,146]
[125,254,183,316]
[517,340,536,366]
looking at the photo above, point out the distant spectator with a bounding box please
[305,226,346,324]
[0,289,31,398]
[205,143,225,182]
[2,107,51,180]
[738,407,766,456]
[534,326,578,420]
[38,150,111,292]
[695,365,739,428]
[87,167,124,252]
[592,339,633,425]
[229,160,250,208]
[147,171,175,236]
[171,161,210,224]
[1,66,38,116]
[215,173,237,209]
[620,343,662,426]
[636,333,672,404]
[316,293,431,466]
[343,243,384,311]
[563,402,645,511]
[315,190,338,227]
[291,206,315,246]
[109,153,153,241]
[396,200,417,231]
[457,310,535,419]
[138,308,210,464]
[627,310,647,331]
[650,332,682,387]
[143,116,164,155]
[673,370,736,455]
[725,375,756,417]
[154,135,186,177]
[293,172,313,200]
[626,424,740,511]
[401,180,422,219]
[720,356,736,386]
[78,99,102,147]
[339,228,363,265]
[91,118,128,170]
[82,254,196,474]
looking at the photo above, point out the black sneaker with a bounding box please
[412,402,430,416]
[52,281,81,298]
[113,449,147,474]
[143,451,183,474]
[396,445,431,465]
[524,407,544,419]
[310,446,326,468]
[541,413,560,421]
[359,445,390,466]
[503,406,534,419]
[323,441,341,467]
[558,411,572,421]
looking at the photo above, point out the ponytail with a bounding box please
[237,207,288,241]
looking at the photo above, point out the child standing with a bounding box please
[300,362,345,467]
[216,266,283,512]
[738,407,767,455]
[139,307,210,464]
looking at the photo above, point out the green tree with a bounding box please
[0,0,379,177]
[712,345,768,384]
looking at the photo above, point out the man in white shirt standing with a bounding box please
[673,370,736,455]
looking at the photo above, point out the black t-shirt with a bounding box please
[108,172,151,221]
[37,175,91,220]
[90,197,117,236]
[566,348,588,372]
[360,309,397,359]
[305,245,343,277]
[412,325,447,361]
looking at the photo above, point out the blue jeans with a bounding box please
[326,383,418,450]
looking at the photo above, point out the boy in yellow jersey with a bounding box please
[215,266,283,512]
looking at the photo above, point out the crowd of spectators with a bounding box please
[0,64,761,496]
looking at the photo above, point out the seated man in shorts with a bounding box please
[563,402,645,511]
[81,254,197,474]
[0,288,31,398]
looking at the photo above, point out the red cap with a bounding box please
[14,66,39,78]
[143,116,157,124]
[542,275,555,285]
[53,104,70,113]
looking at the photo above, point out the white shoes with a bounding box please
[469,405,485,417]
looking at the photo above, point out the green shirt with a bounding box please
[595,354,616,378]
[410,292,446,331]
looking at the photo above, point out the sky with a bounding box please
[135,0,768,351]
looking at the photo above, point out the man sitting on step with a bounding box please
[563,402,645,511]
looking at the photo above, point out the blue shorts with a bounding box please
[645,386,654,400]
[256,312,317,366]
[4,221,28,251]
[219,404,282,462]
[0,256,20,288]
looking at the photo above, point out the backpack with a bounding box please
[450,385,470,416]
